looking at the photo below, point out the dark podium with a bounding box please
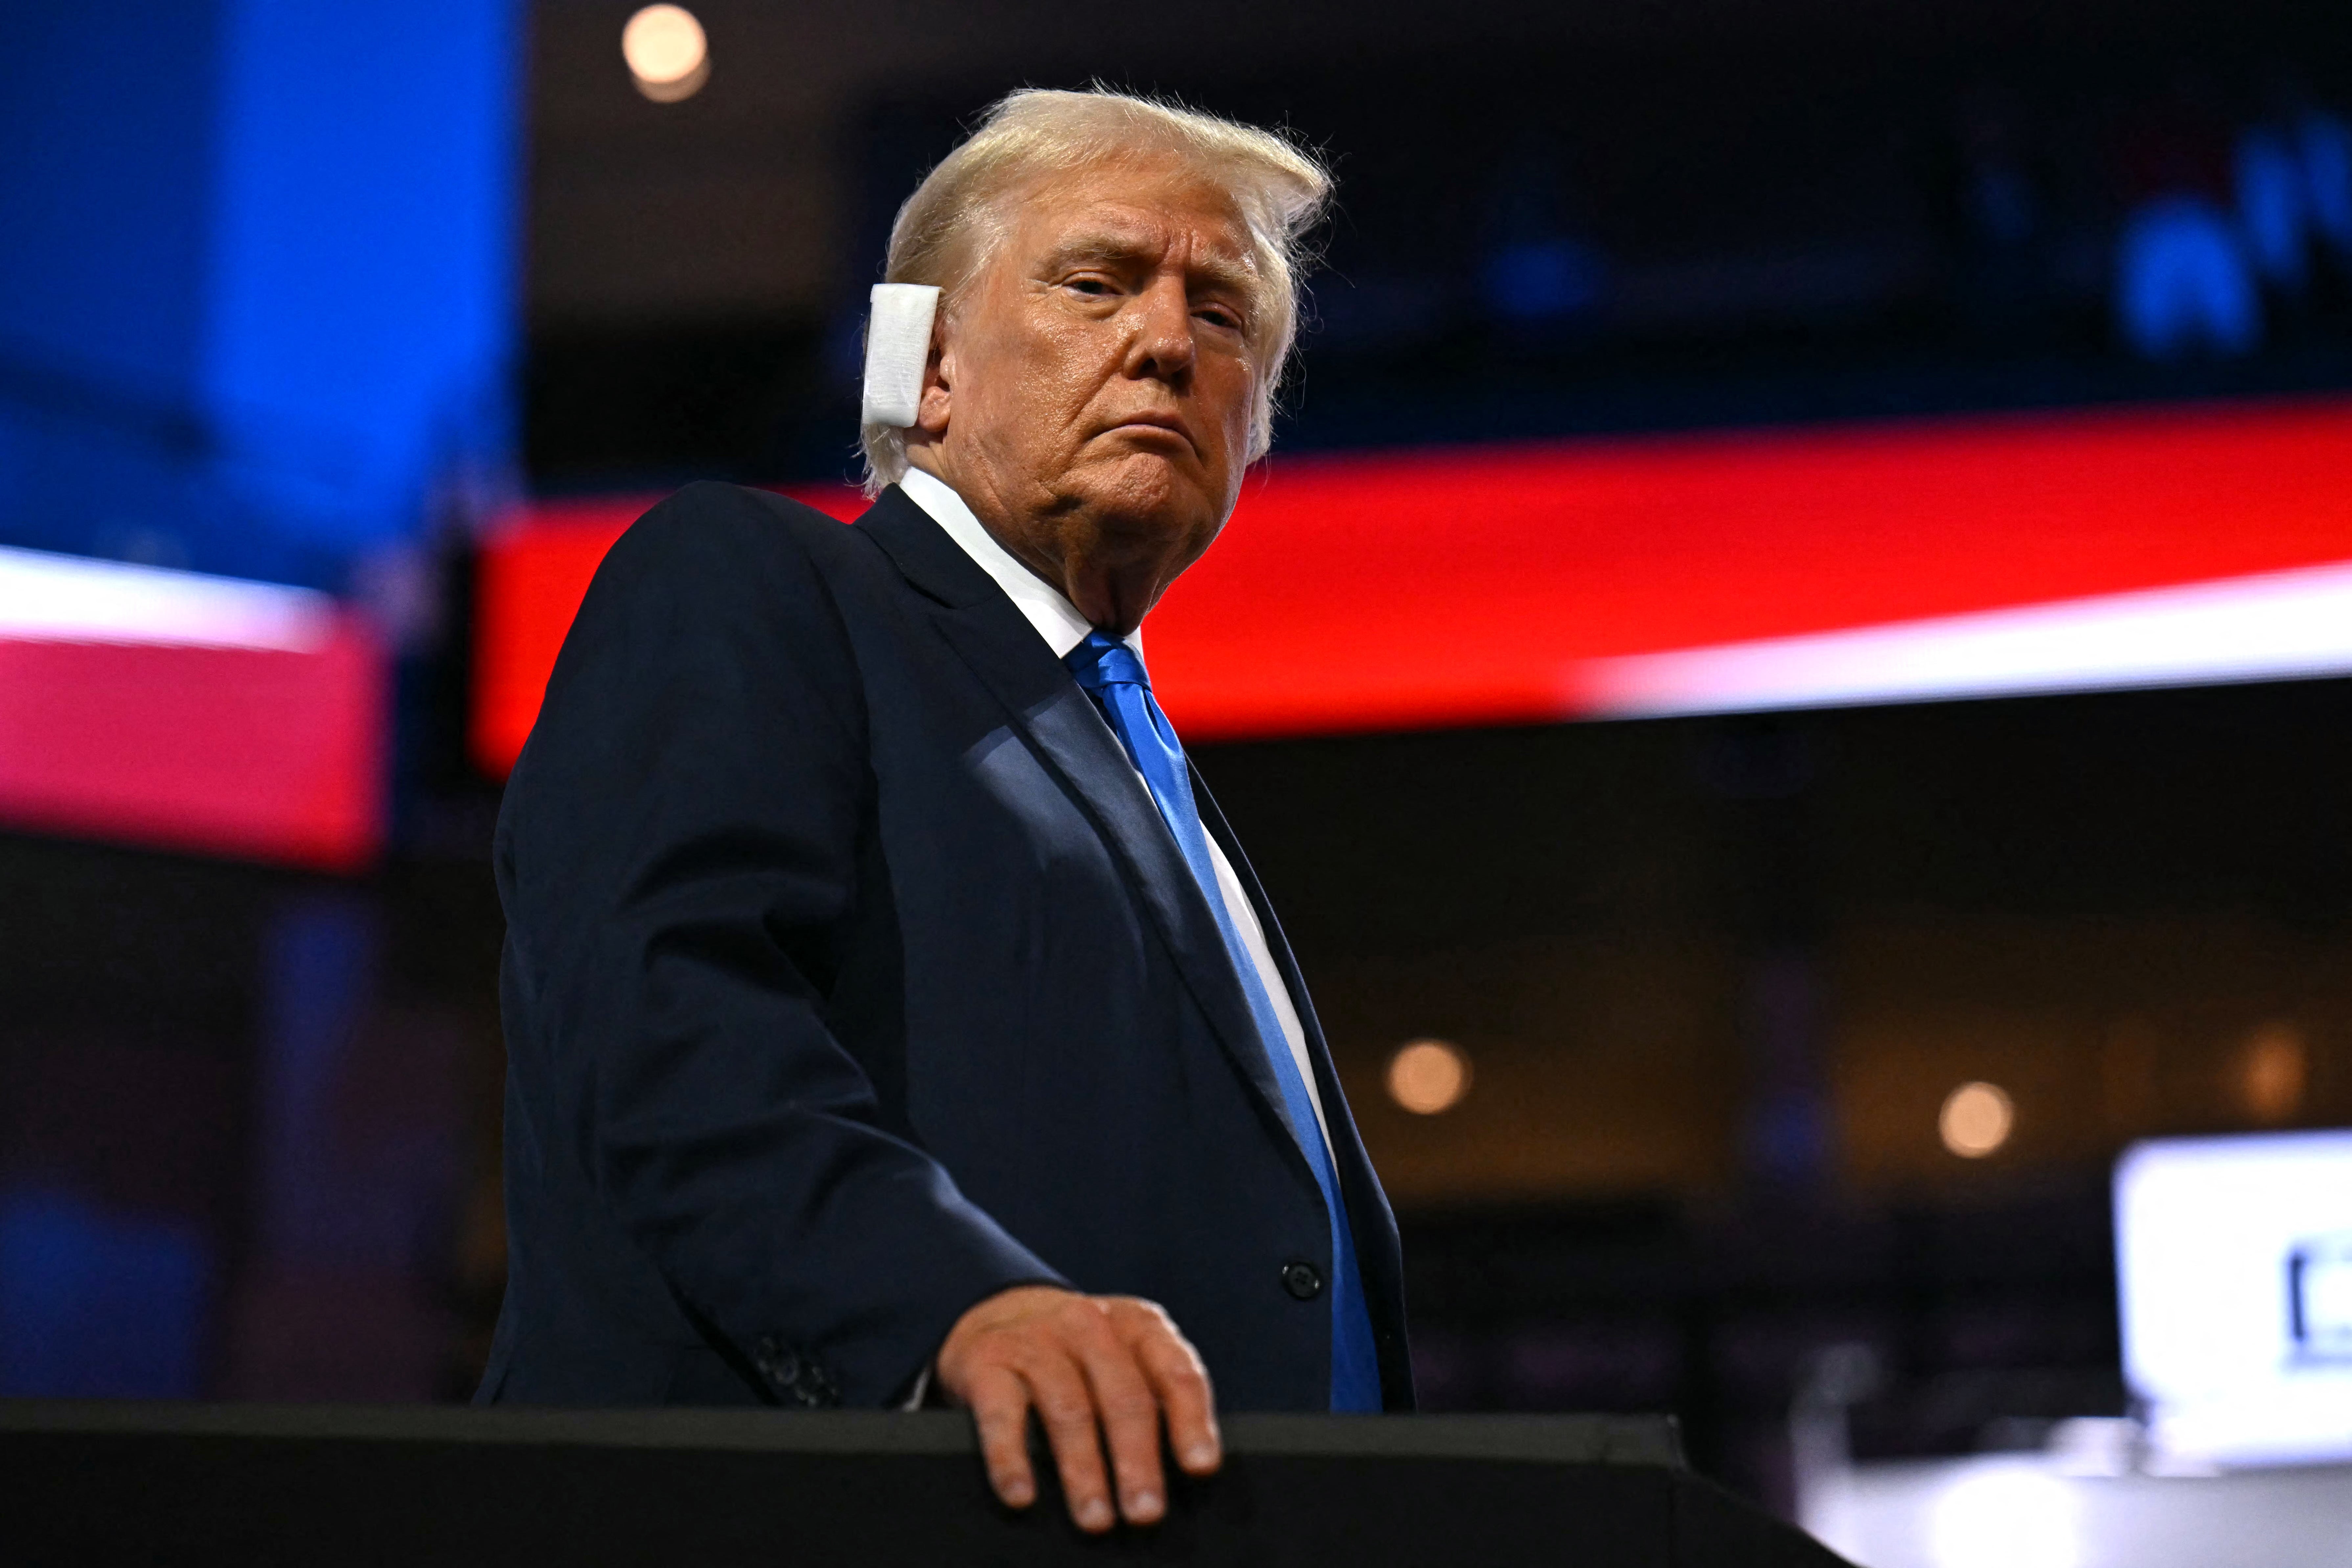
[3,1402,1848,1565]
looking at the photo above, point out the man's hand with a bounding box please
[935,1284,1222,1533]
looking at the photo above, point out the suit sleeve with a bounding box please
[496,481,1062,1405]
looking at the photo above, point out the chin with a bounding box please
[1069,455,1215,540]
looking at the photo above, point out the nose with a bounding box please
[1122,272,1197,383]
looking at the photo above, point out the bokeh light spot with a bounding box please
[622,5,708,102]
[2240,1021,2307,1123]
[1388,1039,1471,1115]
[1939,1080,2013,1159]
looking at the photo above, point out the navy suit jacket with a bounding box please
[477,481,1411,1413]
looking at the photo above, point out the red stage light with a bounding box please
[469,399,2352,778]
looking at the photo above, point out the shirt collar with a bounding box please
[899,466,1143,663]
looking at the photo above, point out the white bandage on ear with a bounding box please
[860,283,941,429]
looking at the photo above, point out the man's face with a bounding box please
[907,157,1264,634]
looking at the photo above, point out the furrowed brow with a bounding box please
[1035,229,1157,275]
[1038,229,1257,299]
[1187,250,1258,301]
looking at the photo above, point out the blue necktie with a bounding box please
[1064,631,1381,1412]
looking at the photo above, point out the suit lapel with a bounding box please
[1191,772,1358,1155]
[1191,769,1392,1204]
[853,488,1304,1162]
[1193,768,1413,1403]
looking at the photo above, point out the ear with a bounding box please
[914,330,952,436]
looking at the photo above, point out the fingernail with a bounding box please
[1129,1490,1162,1519]
[1185,1442,1218,1468]
[1078,1498,1114,1531]
[1002,1480,1034,1507]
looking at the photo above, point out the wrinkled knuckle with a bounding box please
[1144,1334,1202,1376]
[1040,1394,1094,1428]
[1162,1371,1207,1407]
[1052,1309,1107,1348]
[1005,1337,1057,1375]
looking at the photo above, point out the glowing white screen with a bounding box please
[2115,1130,2352,1466]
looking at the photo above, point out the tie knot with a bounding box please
[1064,630,1149,693]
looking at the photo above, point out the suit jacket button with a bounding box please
[1282,1261,1323,1300]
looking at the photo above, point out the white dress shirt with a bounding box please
[898,465,1333,1150]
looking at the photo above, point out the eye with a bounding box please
[1064,275,1115,296]
[1195,303,1245,332]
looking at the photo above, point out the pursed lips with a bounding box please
[1099,410,1197,456]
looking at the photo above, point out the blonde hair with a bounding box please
[860,87,1332,494]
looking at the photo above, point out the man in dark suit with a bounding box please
[480,87,1410,1534]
